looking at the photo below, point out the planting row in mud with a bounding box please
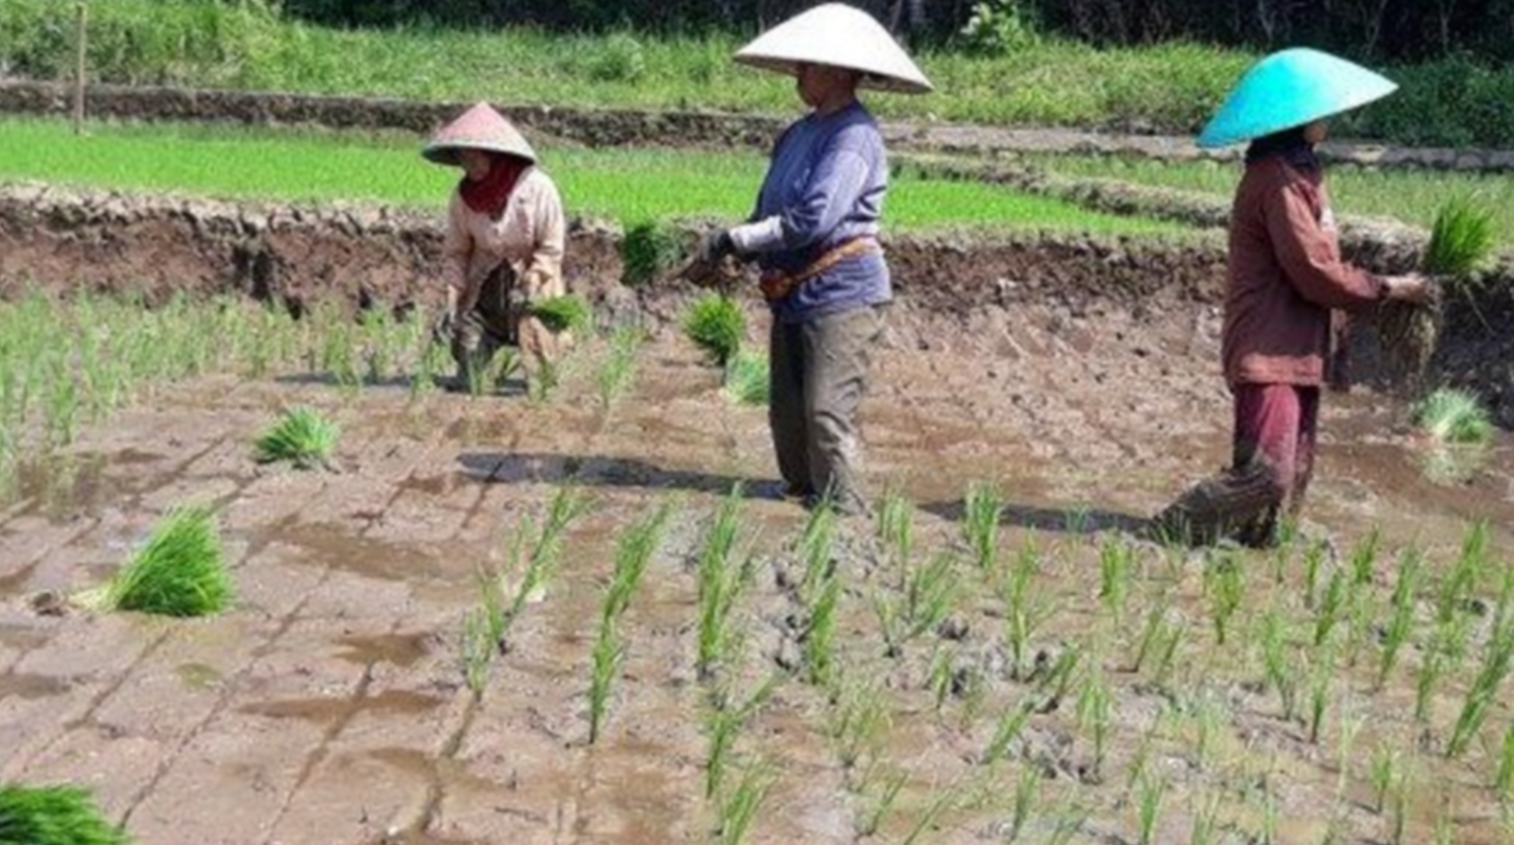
[12,399,1512,844]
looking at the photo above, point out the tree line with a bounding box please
[282,0,1514,62]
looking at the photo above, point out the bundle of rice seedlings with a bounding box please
[1413,387,1494,446]
[1424,196,1497,278]
[620,220,687,287]
[1378,195,1496,394]
[724,350,770,406]
[0,784,131,845]
[253,407,339,470]
[683,293,745,370]
[528,294,593,334]
[106,506,232,617]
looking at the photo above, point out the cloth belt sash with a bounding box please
[758,237,880,302]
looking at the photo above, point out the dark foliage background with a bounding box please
[281,0,1514,62]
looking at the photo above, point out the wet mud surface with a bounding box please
[0,313,1510,844]
[1,141,1512,841]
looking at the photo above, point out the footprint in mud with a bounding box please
[27,590,68,617]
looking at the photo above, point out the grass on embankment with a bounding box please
[6,0,1514,148]
[1023,152,1514,238]
[0,0,1250,134]
[0,117,1189,236]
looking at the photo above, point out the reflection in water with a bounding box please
[240,689,444,722]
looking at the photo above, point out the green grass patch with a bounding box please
[0,117,1189,236]
[105,506,232,617]
[0,784,130,845]
[253,406,339,469]
[1414,388,1495,445]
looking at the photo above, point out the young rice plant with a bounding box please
[723,350,770,406]
[1413,388,1494,446]
[0,784,130,845]
[252,406,339,470]
[621,220,687,287]
[1423,195,1497,278]
[683,293,745,371]
[528,294,594,334]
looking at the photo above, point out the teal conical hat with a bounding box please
[1197,48,1397,149]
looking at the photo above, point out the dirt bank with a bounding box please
[7,79,1514,171]
[2,182,1509,428]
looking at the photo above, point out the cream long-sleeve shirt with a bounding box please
[442,166,566,314]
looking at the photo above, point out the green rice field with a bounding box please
[0,117,1191,236]
[1024,152,1514,236]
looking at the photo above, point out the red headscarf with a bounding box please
[459,153,530,219]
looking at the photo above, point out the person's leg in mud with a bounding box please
[768,318,814,500]
[512,267,569,393]
[517,314,572,392]
[1279,386,1321,532]
[448,311,489,392]
[802,304,885,517]
[1151,382,1301,547]
[449,265,515,393]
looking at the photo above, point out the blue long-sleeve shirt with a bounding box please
[735,101,891,324]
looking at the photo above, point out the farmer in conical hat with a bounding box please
[423,102,570,392]
[1151,48,1430,548]
[692,3,932,516]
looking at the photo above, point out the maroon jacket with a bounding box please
[1222,156,1386,387]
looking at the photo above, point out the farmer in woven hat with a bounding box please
[1151,48,1430,548]
[423,102,570,392]
[692,3,932,516]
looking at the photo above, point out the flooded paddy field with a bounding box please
[0,285,1508,845]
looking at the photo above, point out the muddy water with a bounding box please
[0,320,1510,845]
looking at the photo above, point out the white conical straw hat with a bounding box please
[734,3,933,94]
[422,102,537,166]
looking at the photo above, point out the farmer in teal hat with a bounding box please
[1152,48,1430,547]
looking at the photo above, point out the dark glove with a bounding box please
[431,310,456,346]
[696,229,738,265]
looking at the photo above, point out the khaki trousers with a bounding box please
[768,305,885,515]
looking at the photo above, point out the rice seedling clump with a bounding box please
[253,406,339,470]
[1378,195,1496,393]
[683,293,745,370]
[528,294,593,334]
[620,220,688,287]
[724,350,769,405]
[0,783,131,845]
[1413,387,1494,445]
[107,506,232,617]
[1423,196,1497,277]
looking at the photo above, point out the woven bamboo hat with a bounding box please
[422,102,537,166]
[734,3,933,94]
